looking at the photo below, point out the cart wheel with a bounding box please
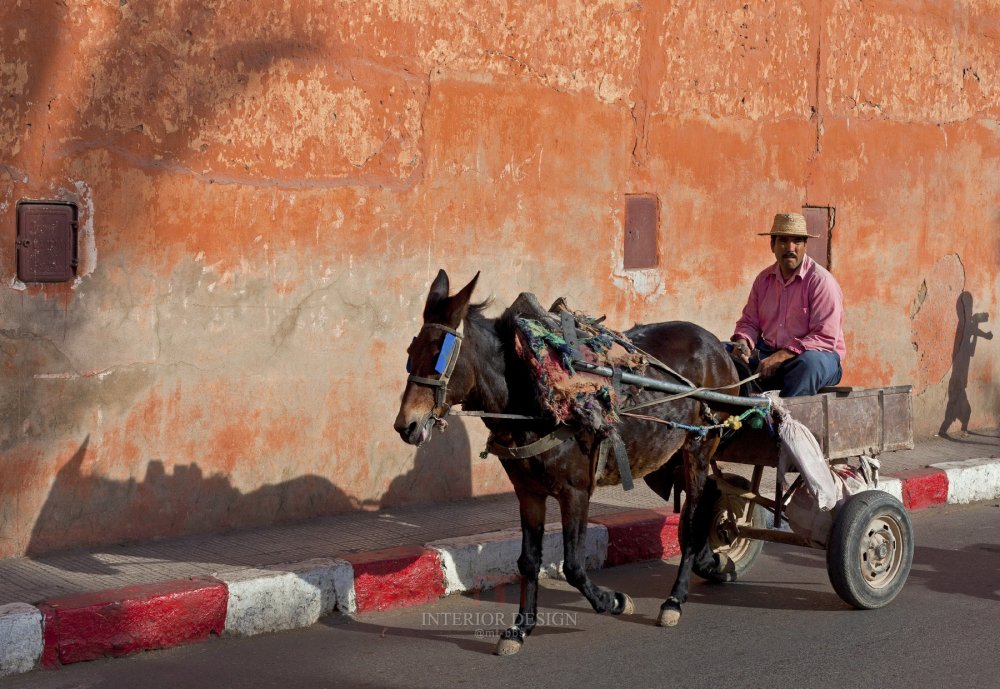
[693,474,766,583]
[826,490,913,609]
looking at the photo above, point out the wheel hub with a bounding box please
[860,517,900,586]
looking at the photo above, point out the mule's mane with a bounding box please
[466,298,494,319]
[459,295,549,422]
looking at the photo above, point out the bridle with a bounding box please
[405,320,464,424]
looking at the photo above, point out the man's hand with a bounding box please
[759,349,796,378]
[730,339,751,365]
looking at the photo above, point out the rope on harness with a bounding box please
[620,401,773,436]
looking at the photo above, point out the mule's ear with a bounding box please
[445,271,480,325]
[423,269,450,317]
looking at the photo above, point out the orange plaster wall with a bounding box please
[0,0,997,558]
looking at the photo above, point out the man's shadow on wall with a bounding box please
[939,291,994,440]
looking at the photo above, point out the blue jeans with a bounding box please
[736,338,842,397]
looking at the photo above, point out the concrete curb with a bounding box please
[217,557,354,637]
[0,604,43,677]
[345,546,447,613]
[37,576,227,669]
[429,522,608,595]
[3,459,999,677]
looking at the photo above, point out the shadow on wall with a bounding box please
[939,291,993,437]
[381,418,473,508]
[25,421,477,564]
[26,435,356,567]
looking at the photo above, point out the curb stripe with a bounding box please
[38,576,227,667]
[217,557,355,637]
[0,603,43,677]
[932,458,1000,504]
[344,546,446,613]
[590,508,681,567]
[896,468,949,510]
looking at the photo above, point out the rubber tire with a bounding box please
[826,490,913,609]
[693,474,767,583]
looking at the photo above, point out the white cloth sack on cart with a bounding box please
[785,457,881,545]
[768,392,839,510]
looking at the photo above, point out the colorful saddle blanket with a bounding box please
[512,299,647,433]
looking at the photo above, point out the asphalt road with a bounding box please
[9,502,1000,689]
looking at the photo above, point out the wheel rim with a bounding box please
[711,495,754,561]
[859,513,904,589]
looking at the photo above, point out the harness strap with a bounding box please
[559,310,581,355]
[609,431,634,491]
[450,410,540,420]
[485,426,577,459]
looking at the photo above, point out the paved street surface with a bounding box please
[9,501,999,689]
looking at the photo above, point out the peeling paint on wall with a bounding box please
[910,254,966,395]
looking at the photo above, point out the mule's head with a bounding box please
[393,269,480,446]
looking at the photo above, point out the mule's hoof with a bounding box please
[616,593,635,616]
[656,607,681,627]
[495,637,523,656]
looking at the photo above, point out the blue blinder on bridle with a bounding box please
[405,322,464,411]
[405,332,457,375]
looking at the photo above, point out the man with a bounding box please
[730,212,845,397]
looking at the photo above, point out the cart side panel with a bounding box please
[827,392,882,459]
[881,388,915,452]
[782,396,829,456]
[712,387,913,467]
[776,386,914,461]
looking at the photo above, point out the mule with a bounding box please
[393,269,742,655]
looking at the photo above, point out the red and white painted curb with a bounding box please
[2,459,998,677]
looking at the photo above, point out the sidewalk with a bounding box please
[2,431,999,676]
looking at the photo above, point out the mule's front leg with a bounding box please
[559,488,635,617]
[496,490,545,656]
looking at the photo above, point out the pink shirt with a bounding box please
[732,254,846,361]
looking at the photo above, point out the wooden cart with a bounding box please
[705,385,915,609]
[541,357,915,609]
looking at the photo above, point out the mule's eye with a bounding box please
[405,337,416,372]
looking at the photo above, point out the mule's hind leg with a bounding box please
[496,488,546,656]
[658,444,717,627]
[558,487,634,616]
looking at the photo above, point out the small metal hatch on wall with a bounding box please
[802,205,835,270]
[16,201,78,282]
[624,194,659,269]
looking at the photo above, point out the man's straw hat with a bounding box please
[758,212,818,237]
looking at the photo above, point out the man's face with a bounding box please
[771,235,807,275]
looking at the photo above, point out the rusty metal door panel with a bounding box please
[802,205,832,269]
[623,194,658,269]
[16,202,77,282]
